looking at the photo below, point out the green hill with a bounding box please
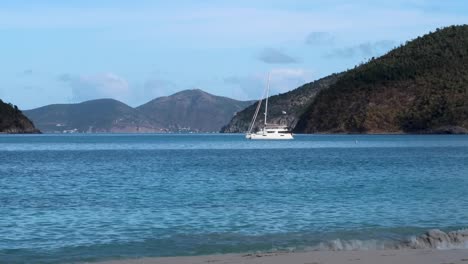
[220,74,341,133]
[295,25,468,134]
[24,89,254,133]
[137,89,254,132]
[24,99,161,133]
[0,99,40,133]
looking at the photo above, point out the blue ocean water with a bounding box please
[1,134,468,263]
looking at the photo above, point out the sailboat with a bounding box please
[245,73,294,140]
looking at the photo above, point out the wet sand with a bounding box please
[92,249,468,264]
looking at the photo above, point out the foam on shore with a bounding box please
[314,229,468,251]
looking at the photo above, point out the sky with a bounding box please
[1,0,467,109]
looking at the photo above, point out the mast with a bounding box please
[247,95,263,134]
[264,72,271,126]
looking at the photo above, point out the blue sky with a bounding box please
[1,0,467,109]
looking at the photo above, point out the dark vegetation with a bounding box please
[295,25,468,134]
[0,99,40,133]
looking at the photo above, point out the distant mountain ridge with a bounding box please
[138,89,254,132]
[24,99,160,133]
[24,89,254,133]
[0,99,40,133]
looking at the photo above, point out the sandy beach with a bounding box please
[93,249,468,264]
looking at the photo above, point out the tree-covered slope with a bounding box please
[295,25,468,134]
[221,74,341,133]
[0,99,40,133]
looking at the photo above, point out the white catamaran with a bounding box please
[245,73,294,140]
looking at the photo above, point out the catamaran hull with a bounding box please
[246,133,294,140]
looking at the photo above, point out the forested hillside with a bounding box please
[0,99,39,133]
[295,25,468,134]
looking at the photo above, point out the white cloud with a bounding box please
[59,72,130,102]
[269,68,315,93]
[141,79,179,99]
[224,68,314,99]
[57,72,184,105]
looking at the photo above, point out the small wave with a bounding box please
[314,239,396,251]
[404,229,468,249]
[313,229,468,251]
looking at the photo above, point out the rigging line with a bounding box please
[247,77,269,134]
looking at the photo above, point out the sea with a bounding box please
[1,134,468,263]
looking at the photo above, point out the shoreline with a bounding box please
[91,249,468,264]
[90,229,468,264]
